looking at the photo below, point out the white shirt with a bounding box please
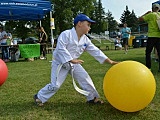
[0,31,7,43]
[53,27,108,64]
[0,32,1,44]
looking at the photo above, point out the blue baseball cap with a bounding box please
[74,14,96,25]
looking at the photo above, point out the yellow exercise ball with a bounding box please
[103,61,156,112]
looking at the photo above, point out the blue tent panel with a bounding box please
[0,0,51,21]
[153,0,160,5]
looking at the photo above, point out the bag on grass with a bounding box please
[10,48,20,62]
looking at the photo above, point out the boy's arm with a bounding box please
[70,59,84,64]
[104,58,119,65]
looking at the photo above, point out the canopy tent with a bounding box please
[0,0,52,21]
[153,0,160,5]
[0,0,55,53]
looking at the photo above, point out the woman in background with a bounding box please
[38,26,48,60]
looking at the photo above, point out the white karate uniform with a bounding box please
[37,27,108,103]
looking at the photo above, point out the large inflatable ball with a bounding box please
[103,61,156,112]
[0,59,8,86]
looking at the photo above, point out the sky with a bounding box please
[101,0,158,23]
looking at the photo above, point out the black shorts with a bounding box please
[122,38,129,45]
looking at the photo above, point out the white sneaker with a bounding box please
[40,57,45,60]
[40,57,46,60]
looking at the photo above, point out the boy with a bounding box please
[34,14,118,106]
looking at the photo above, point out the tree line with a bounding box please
[3,0,145,40]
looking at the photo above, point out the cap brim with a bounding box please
[87,19,96,23]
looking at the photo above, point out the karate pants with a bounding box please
[37,60,100,103]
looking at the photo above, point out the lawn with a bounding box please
[0,47,160,120]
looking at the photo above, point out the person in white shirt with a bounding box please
[0,26,9,62]
[0,32,1,53]
[34,14,119,106]
[114,36,122,50]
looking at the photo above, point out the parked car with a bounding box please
[13,38,22,44]
[25,37,39,44]
[132,35,148,48]
[139,35,148,47]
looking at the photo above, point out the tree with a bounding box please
[52,0,96,34]
[5,20,35,39]
[106,10,118,32]
[120,6,138,32]
[4,0,119,39]
[90,0,112,34]
[120,6,131,24]
[51,0,119,35]
[5,18,50,40]
[129,10,138,32]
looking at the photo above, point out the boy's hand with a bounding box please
[110,61,119,65]
[105,58,119,65]
[70,59,84,64]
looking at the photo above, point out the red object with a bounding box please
[0,59,8,86]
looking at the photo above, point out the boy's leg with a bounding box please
[36,61,69,103]
[72,64,100,101]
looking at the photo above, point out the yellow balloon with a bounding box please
[103,61,156,112]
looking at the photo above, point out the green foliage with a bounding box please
[91,0,107,34]
[4,1,141,38]
[52,0,97,34]
[14,21,32,39]
[120,6,131,24]
[129,10,139,31]
[5,20,40,39]
[4,0,119,38]
[120,6,139,32]
[107,10,118,32]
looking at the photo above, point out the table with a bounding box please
[0,44,46,61]
[18,44,40,58]
[0,44,18,60]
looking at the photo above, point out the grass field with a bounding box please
[1,47,160,120]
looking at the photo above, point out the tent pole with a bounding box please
[39,20,42,27]
[50,11,54,50]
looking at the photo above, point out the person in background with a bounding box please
[33,14,119,106]
[0,26,9,62]
[38,26,48,60]
[117,29,121,38]
[121,23,131,54]
[114,36,122,50]
[139,3,160,72]
[6,31,13,45]
[0,31,1,54]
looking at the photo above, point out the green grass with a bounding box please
[1,48,160,120]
